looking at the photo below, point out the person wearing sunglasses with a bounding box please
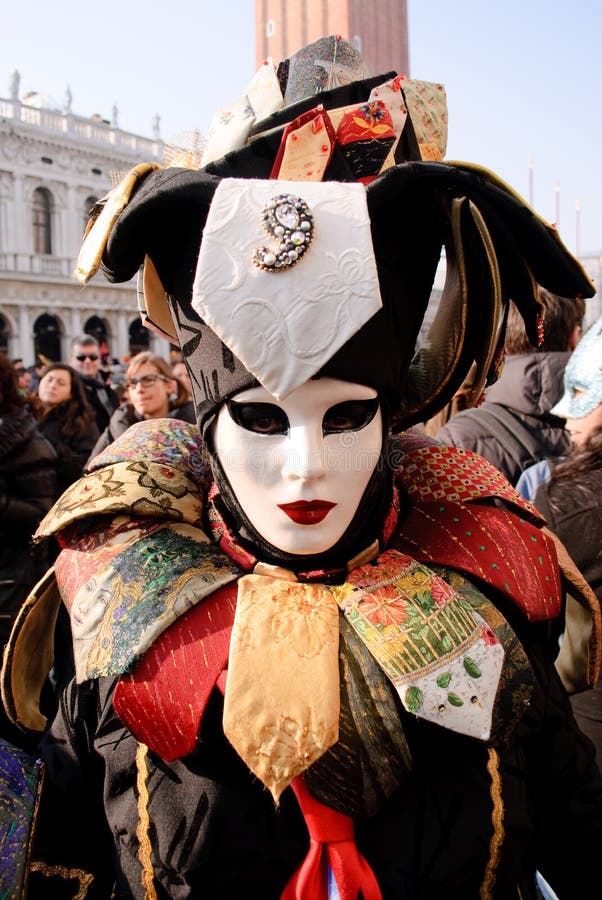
[87,351,195,462]
[69,335,119,433]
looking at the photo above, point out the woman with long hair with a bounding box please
[36,363,100,497]
[535,315,602,767]
[88,351,195,461]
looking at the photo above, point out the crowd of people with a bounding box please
[1,34,601,900]
[0,340,195,672]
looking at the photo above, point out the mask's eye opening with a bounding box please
[227,400,289,435]
[322,398,380,435]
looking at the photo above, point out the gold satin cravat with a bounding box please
[222,571,340,802]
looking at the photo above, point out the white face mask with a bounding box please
[212,378,383,557]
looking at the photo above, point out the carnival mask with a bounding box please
[212,377,383,556]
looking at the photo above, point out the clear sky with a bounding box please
[4,0,601,256]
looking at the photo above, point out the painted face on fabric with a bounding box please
[213,378,383,556]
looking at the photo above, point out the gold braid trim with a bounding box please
[480,747,504,900]
[29,860,94,899]
[135,742,157,900]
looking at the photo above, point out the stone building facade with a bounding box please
[0,75,164,366]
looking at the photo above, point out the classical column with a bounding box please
[19,303,31,362]
[117,310,129,360]
[13,173,28,255]
[69,306,82,351]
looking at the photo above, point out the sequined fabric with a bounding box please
[0,739,42,898]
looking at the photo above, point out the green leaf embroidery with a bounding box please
[437,672,451,688]
[405,686,424,712]
[463,657,482,678]
[447,692,464,707]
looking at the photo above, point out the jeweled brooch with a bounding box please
[252,194,314,272]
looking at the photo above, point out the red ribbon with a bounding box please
[282,775,382,900]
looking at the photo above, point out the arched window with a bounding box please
[32,187,53,255]
[0,314,9,354]
[34,313,62,363]
[83,196,98,234]
[129,318,150,356]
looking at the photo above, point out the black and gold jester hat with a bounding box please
[74,37,594,432]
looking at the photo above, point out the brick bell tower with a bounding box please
[255,0,410,79]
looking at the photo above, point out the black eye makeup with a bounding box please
[228,397,379,436]
[322,399,379,435]
[228,401,289,435]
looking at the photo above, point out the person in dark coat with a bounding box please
[2,40,601,900]
[36,364,100,498]
[435,290,585,484]
[88,351,195,463]
[535,314,602,767]
[0,356,56,649]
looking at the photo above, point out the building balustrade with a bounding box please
[0,97,161,158]
[0,252,74,277]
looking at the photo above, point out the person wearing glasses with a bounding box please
[87,351,195,462]
[69,335,118,432]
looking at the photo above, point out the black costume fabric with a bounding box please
[0,405,57,743]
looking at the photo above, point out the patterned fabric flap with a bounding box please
[114,583,238,761]
[35,419,210,539]
[332,549,534,744]
[55,518,240,682]
[400,78,448,161]
[395,502,562,622]
[396,445,544,522]
[36,461,204,539]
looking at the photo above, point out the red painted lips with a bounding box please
[277,500,337,525]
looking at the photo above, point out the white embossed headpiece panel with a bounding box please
[191,178,382,399]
